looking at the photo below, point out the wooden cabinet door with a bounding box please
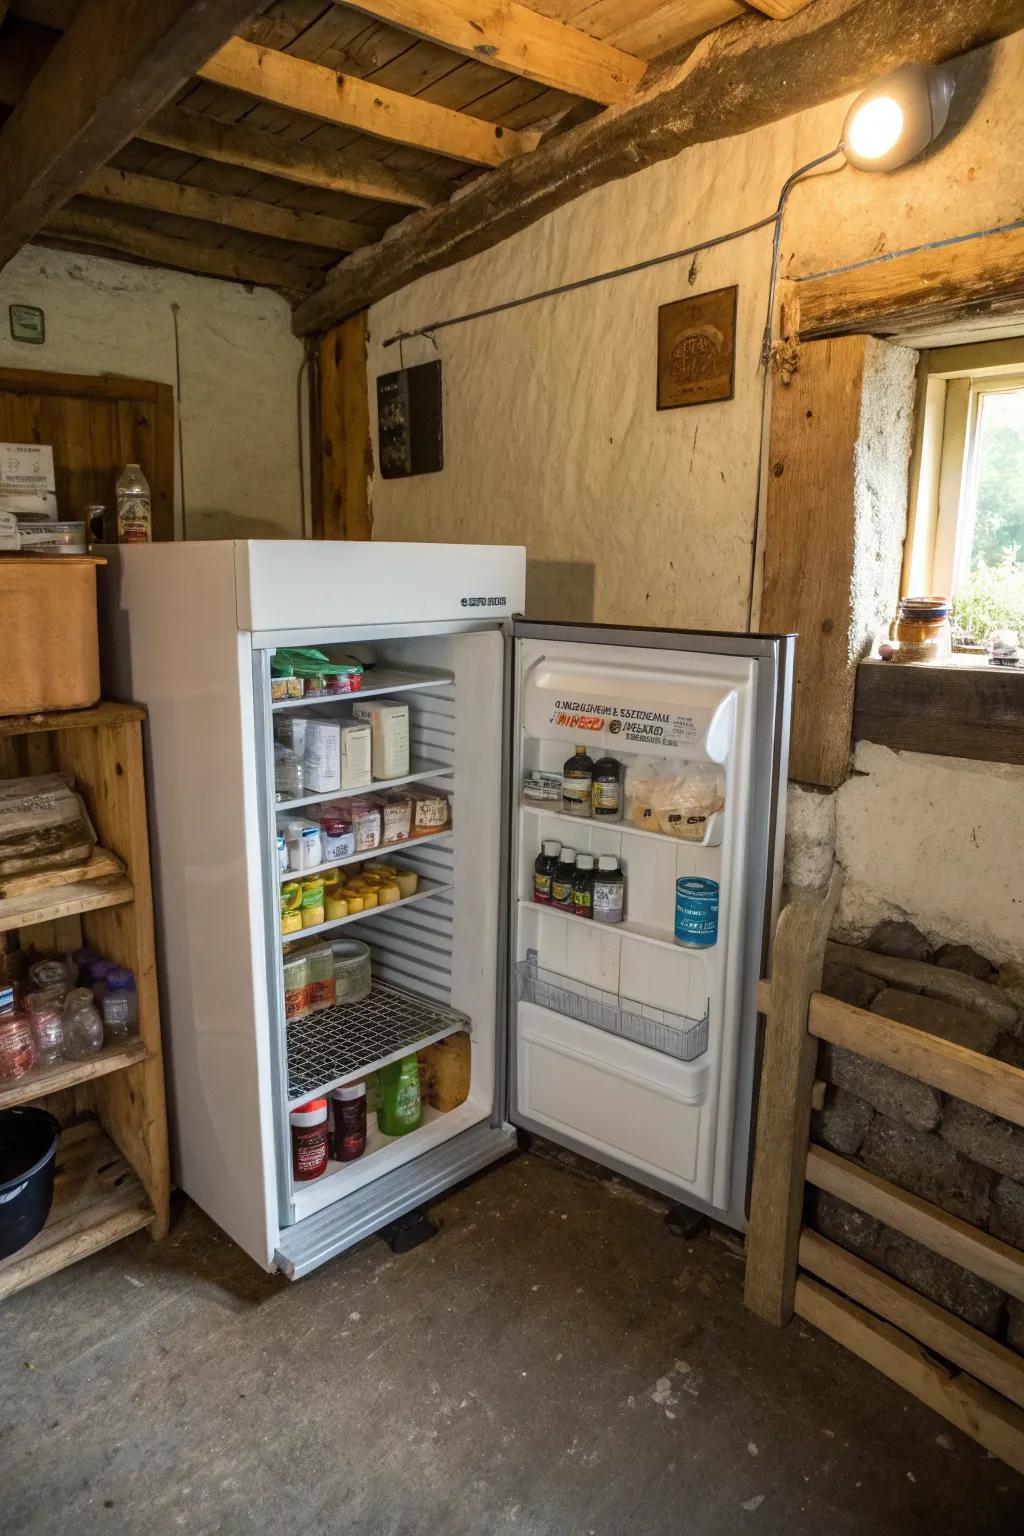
[0,368,174,539]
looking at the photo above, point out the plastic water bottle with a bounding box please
[102,968,139,1042]
[116,463,152,543]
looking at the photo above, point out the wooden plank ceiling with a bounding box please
[0,0,811,303]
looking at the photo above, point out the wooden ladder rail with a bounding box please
[744,870,1024,1473]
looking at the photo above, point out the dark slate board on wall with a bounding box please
[377,360,443,479]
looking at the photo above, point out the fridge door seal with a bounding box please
[506,619,794,1224]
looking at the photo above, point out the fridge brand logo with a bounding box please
[551,711,604,731]
[460,595,507,608]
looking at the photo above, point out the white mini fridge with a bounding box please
[100,541,792,1279]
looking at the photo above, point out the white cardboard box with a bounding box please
[0,443,56,494]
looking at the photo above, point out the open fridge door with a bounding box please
[509,623,792,1229]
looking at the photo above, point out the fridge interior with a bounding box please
[510,636,760,1213]
[263,627,507,1225]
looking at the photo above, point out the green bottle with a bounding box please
[377,1055,422,1137]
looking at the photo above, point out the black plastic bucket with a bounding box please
[0,1107,61,1260]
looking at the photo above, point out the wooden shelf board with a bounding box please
[0,873,134,933]
[0,701,145,737]
[0,1039,148,1112]
[0,845,125,902]
[0,1119,154,1302]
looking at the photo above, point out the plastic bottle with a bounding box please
[561,745,594,818]
[275,742,304,802]
[102,968,139,1042]
[115,464,152,544]
[551,848,577,910]
[377,1054,422,1136]
[572,853,595,918]
[331,1081,367,1161]
[533,840,561,904]
[62,988,105,1059]
[592,856,625,925]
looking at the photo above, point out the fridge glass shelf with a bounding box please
[283,876,451,941]
[517,957,709,1062]
[520,803,724,849]
[286,981,470,1104]
[275,759,454,813]
[278,827,452,881]
[272,665,454,711]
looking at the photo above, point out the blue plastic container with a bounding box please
[674,877,719,948]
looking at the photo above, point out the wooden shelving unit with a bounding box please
[0,701,170,1300]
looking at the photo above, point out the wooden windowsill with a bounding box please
[853,657,1024,765]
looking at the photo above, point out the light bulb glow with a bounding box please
[846,96,905,161]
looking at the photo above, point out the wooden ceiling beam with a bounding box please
[292,0,1024,336]
[80,166,377,252]
[44,208,317,293]
[197,36,541,167]
[0,0,264,271]
[138,106,445,210]
[335,0,646,105]
[744,0,815,16]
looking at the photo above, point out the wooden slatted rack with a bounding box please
[745,868,1024,1474]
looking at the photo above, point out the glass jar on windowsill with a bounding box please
[885,596,952,665]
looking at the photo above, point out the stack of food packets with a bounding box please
[0,443,85,554]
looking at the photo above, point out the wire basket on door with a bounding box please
[516,956,709,1062]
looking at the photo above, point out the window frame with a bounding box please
[905,339,1024,635]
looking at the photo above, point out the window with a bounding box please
[906,341,1024,648]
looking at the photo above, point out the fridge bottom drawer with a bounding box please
[516,1003,709,1192]
[274,1120,516,1279]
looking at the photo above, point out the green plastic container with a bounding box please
[377,1055,422,1137]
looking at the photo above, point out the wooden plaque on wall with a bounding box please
[657,285,737,410]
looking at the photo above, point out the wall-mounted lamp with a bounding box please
[842,62,955,172]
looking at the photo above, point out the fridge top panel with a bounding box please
[234,540,526,632]
[520,653,736,763]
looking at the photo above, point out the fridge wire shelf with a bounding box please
[516,957,709,1063]
[286,980,470,1104]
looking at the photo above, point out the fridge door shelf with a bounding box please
[271,664,454,711]
[275,759,454,813]
[282,875,452,941]
[286,980,470,1105]
[517,957,709,1063]
[521,803,724,849]
[518,897,715,955]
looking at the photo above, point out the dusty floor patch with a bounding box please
[0,1152,1016,1535]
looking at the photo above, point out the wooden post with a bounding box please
[744,866,841,1325]
[317,312,372,541]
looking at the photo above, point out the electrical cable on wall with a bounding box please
[170,302,188,541]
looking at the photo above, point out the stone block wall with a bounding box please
[809,921,1024,1353]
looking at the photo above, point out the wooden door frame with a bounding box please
[0,366,175,540]
[760,227,1024,789]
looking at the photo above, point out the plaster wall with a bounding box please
[834,742,1024,964]
[0,245,307,539]
[367,32,1024,627]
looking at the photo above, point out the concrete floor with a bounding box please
[0,1150,1018,1535]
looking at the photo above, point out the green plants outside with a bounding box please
[952,553,1024,644]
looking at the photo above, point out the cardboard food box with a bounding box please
[16,521,86,554]
[0,443,56,495]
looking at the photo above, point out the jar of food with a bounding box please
[331,939,371,1004]
[62,987,104,1059]
[891,595,952,664]
[299,876,325,928]
[319,814,355,862]
[0,1012,36,1081]
[331,1081,367,1162]
[25,993,63,1066]
[290,1098,329,1181]
[592,856,625,925]
[591,757,622,820]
